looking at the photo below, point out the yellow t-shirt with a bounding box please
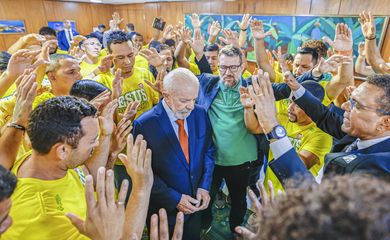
[134,55,149,70]
[0,95,16,129]
[265,112,332,193]
[32,91,56,109]
[2,84,16,100]
[95,67,159,118]
[3,151,88,240]
[80,59,101,78]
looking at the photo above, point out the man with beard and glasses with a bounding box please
[129,68,215,239]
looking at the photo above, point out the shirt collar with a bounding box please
[357,136,390,150]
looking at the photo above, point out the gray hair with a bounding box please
[163,68,199,93]
[218,44,243,65]
[46,54,76,73]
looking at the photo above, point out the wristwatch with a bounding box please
[265,125,287,141]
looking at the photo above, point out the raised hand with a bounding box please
[189,28,205,59]
[322,23,353,55]
[250,19,272,40]
[189,13,204,29]
[72,35,87,46]
[358,11,376,40]
[12,70,38,127]
[209,21,221,37]
[98,55,113,74]
[90,90,112,110]
[178,27,192,44]
[118,134,154,191]
[69,46,86,63]
[112,68,123,100]
[162,25,175,40]
[248,70,279,133]
[139,48,165,68]
[239,86,254,109]
[218,29,239,48]
[6,49,41,78]
[145,69,166,95]
[119,100,140,122]
[99,99,118,136]
[108,117,133,169]
[21,33,46,47]
[66,168,128,240]
[283,70,301,92]
[149,209,184,240]
[315,54,352,74]
[238,14,252,30]
[112,12,124,26]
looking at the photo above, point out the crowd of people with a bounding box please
[0,10,389,240]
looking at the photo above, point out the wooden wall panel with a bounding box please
[339,0,390,15]
[0,0,113,51]
[1,0,390,59]
[310,0,341,15]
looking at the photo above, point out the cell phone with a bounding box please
[152,17,166,31]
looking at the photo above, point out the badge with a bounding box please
[343,154,357,164]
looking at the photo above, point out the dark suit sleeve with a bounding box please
[294,90,346,140]
[272,83,292,101]
[199,112,215,191]
[269,148,316,185]
[57,31,67,51]
[195,55,213,74]
[132,120,182,212]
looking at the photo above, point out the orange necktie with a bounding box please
[176,119,189,164]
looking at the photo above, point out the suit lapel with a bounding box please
[155,102,190,171]
[187,111,196,171]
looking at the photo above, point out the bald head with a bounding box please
[163,67,199,94]
[163,68,199,119]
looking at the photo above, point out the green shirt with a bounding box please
[208,81,258,166]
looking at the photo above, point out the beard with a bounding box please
[288,112,298,123]
[173,109,192,120]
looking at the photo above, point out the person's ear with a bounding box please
[47,71,55,81]
[378,116,390,132]
[54,143,71,161]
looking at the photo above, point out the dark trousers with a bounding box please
[202,161,252,232]
[168,212,202,240]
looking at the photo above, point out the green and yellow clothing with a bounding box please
[208,81,258,166]
[134,55,149,70]
[95,67,159,118]
[2,151,88,240]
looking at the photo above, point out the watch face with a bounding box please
[275,126,286,137]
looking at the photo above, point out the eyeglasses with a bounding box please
[349,98,390,115]
[219,65,240,73]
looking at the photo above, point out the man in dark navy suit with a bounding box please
[250,72,390,186]
[132,68,215,239]
[57,20,79,51]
